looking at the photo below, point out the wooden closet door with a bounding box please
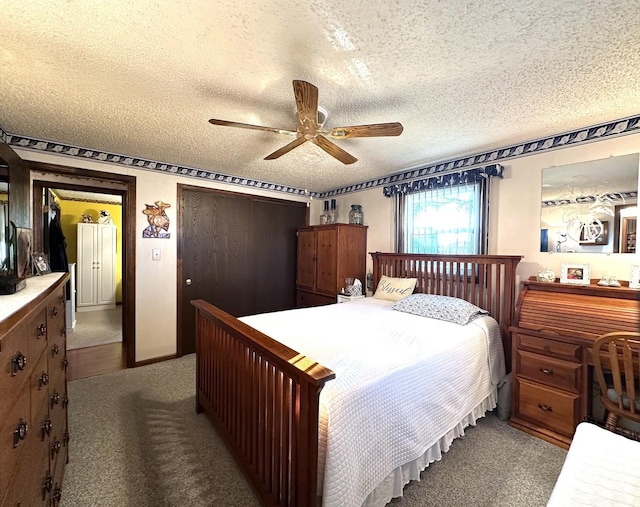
[178,186,307,355]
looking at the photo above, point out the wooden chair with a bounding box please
[592,331,640,430]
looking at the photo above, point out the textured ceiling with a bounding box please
[1,1,640,193]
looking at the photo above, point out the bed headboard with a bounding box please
[371,252,522,371]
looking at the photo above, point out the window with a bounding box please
[384,165,502,255]
[401,182,482,254]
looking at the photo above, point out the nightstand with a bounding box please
[336,294,365,303]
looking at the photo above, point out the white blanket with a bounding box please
[547,422,640,507]
[240,298,506,507]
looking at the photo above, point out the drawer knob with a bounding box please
[37,323,47,338]
[62,394,69,408]
[63,431,70,445]
[537,402,553,412]
[52,485,62,503]
[42,419,53,440]
[52,343,60,356]
[13,419,28,447]
[51,306,59,317]
[539,367,554,375]
[51,439,61,459]
[42,474,53,501]
[11,351,27,375]
[62,358,69,371]
[39,372,49,389]
[51,391,61,408]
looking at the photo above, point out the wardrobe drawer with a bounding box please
[516,333,581,362]
[296,290,334,308]
[516,379,579,437]
[516,350,581,393]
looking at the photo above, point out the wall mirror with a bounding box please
[540,153,638,254]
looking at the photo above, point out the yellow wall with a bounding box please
[56,199,123,303]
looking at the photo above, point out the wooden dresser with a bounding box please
[1,273,70,507]
[296,224,367,307]
[510,277,640,449]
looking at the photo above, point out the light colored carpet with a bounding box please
[61,355,568,507]
[67,306,122,350]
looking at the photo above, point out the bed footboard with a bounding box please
[192,299,335,507]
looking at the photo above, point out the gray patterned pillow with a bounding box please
[391,294,488,325]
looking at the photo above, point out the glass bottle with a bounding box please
[349,205,364,225]
[320,200,329,224]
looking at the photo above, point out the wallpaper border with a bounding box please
[5,114,640,198]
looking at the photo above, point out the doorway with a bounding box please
[30,161,136,374]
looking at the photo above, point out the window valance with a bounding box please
[383,164,503,197]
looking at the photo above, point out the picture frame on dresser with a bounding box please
[560,263,590,285]
[32,252,51,275]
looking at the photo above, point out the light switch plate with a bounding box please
[152,248,161,261]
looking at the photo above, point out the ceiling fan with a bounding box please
[208,80,403,165]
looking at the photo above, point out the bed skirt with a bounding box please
[361,389,498,507]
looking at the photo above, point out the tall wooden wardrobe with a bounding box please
[296,224,368,307]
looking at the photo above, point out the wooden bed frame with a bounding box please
[192,253,521,506]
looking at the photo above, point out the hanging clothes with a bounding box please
[49,205,69,273]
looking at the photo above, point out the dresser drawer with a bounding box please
[29,306,49,362]
[516,333,581,362]
[48,291,67,355]
[2,423,50,507]
[0,317,31,411]
[516,350,581,393]
[0,387,31,497]
[516,379,580,437]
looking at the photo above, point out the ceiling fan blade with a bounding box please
[264,135,308,160]
[329,122,404,139]
[209,118,296,135]
[293,80,319,131]
[312,135,357,164]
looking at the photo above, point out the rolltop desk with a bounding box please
[1,273,70,506]
[510,277,640,449]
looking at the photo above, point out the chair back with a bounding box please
[592,332,640,424]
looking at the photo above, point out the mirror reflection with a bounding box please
[540,153,638,254]
[0,162,7,272]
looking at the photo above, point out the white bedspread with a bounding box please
[547,422,640,507]
[240,298,506,507]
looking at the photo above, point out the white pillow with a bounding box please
[372,275,417,302]
[391,294,488,325]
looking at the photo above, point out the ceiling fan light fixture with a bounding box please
[293,105,328,127]
[208,80,402,165]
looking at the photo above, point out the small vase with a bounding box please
[349,205,364,225]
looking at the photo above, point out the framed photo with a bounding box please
[32,252,51,275]
[560,263,591,285]
[15,227,33,279]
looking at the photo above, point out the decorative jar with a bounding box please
[349,205,364,225]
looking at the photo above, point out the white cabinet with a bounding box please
[76,223,117,311]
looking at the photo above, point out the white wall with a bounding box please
[19,148,308,362]
[18,130,640,362]
[312,132,640,286]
